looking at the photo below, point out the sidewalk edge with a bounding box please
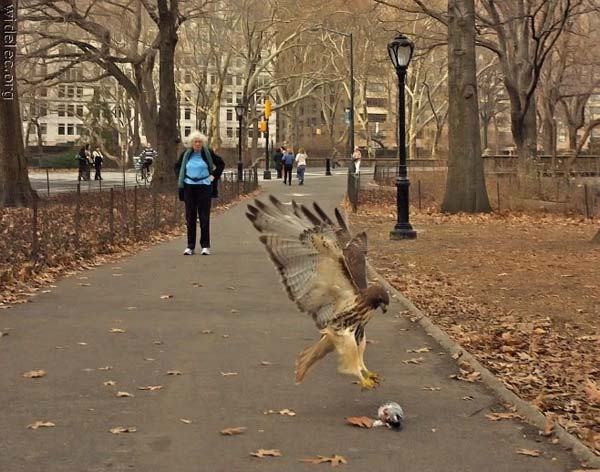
[368,264,600,468]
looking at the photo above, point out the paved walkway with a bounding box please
[0,175,578,471]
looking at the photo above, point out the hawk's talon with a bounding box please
[366,371,382,383]
[360,376,378,390]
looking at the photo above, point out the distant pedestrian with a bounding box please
[76,144,90,181]
[273,147,284,179]
[283,149,294,186]
[139,143,157,173]
[92,146,104,181]
[295,148,307,185]
[174,131,225,256]
[352,146,362,175]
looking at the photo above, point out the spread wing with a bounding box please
[246,195,365,329]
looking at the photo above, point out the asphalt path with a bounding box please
[0,174,579,471]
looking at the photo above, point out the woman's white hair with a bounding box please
[186,130,208,146]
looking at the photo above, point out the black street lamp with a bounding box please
[235,104,245,181]
[388,33,417,240]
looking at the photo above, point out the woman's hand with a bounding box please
[210,175,215,182]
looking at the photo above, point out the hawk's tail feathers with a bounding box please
[294,334,335,384]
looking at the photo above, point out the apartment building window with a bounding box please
[58,86,66,98]
[76,87,83,98]
[76,125,84,136]
[184,72,192,84]
[226,91,233,104]
[226,127,233,138]
[368,113,387,123]
[58,104,66,117]
[58,123,65,135]
[39,87,47,98]
[40,123,47,135]
[226,75,233,86]
[236,92,242,104]
[184,89,192,100]
[67,104,75,117]
[184,126,191,137]
[366,97,387,108]
[184,107,191,120]
[67,124,75,135]
[67,86,75,98]
[226,109,233,121]
[76,105,84,117]
[39,103,48,117]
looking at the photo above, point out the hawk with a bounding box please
[246,195,389,389]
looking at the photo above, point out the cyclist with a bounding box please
[139,143,157,172]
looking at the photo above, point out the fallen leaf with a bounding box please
[250,449,281,458]
[422,386,441,391]
[201,329,213,334]
[403,357,424,364]
[220,372,238,377]
[117,391,133,398]
[110,426,137,434]
[226,286,236,290]
[584,379,600,405]
[222,334,230,339]
[407,347,431,353]
[191,282,203,288]
[462,395,474,401]
[260,361,272,366]
[144,358,155,361]
[153,340,164,345]
[278,409,296,417]
[27,421,55,430]
[77,342,88,346]
[79,283,91,287]
[160,294,173,300]
[109,328,126,334]
[137,385,163,391]
[180,419,192,424]
[220,426,246,436]
[300,455,347,466]
[103,380,116,386]
[485,412,523,421]
[23,370,46,379]
[230,309,239,314]
[515,448,540,457]
[541,415,555,437]
[166,370,182,376]
[98,366,113,371]
[346,416,374,428]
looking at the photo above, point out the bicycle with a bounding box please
[134,156,154,185]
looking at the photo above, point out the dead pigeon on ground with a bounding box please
[373,401,404,430]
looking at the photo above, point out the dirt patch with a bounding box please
[350,192,600,454]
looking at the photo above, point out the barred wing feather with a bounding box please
[247,196,359,329]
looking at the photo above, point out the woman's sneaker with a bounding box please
[201,248,211,256]
[183,248,194,255]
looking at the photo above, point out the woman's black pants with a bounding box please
[283,165,293,185]
[184,184,212,249]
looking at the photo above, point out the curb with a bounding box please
[368,265,600,468]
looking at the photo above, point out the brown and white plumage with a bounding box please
[246,195,389,389]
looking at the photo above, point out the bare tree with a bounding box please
[0,0,35,207]
[442,0,490,213]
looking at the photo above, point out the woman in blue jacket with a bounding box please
[174,131,225,255]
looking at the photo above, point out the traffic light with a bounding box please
[259,119,267,133]
[264,99,272,118]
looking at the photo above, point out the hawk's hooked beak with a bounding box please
[381,304,388,314]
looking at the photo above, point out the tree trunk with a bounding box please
[441,0,491,214]
[593,228,600,244]
[481,118,490,151]
[0,0,35,206]
[152,11,179,187]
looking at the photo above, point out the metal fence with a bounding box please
[0,170,259,289]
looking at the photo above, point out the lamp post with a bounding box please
[388,33,417,240]
[309,26,354,165]
[262,99,272,180]
[235,104,245,181]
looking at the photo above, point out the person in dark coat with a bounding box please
[92,146,104,181]
[282,148,294,186]
[76,144,90,181]
[174,131,225,256]
[273,147,284,179]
